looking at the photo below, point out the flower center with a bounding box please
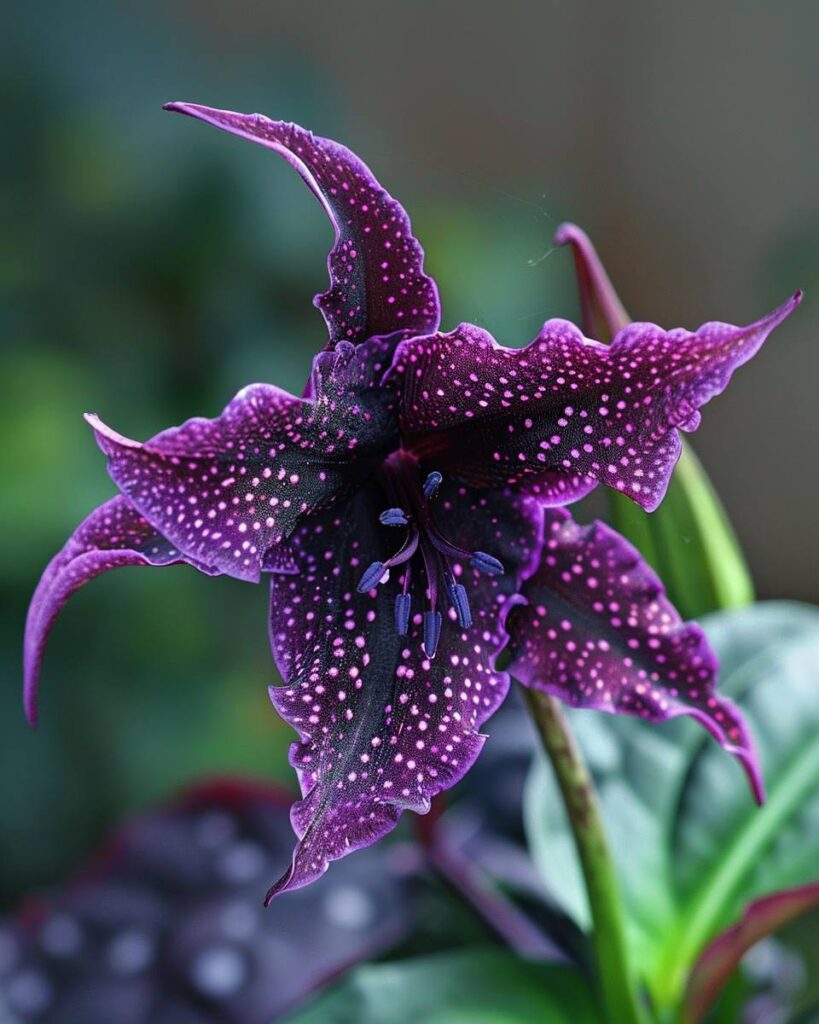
[357,453,504,657]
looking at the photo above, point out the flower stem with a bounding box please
[522,688,648,1024]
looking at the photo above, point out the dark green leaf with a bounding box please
[284,948,602,1024]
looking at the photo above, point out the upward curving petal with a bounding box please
[393,294,801,512]
[24,496,219,726]
[87,339,399,582]
[505,507,763,802]
[265,476,542,899]
[165,101,440,348]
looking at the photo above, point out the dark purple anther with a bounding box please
[470,551,505,577]
[423,611,442,658]
[423,471,443,498]
[357,561,386,593]
[447,581,473,629]
[379,508,409,527]
[394,593,412,635]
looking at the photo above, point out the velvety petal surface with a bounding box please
[505,508,763,801]
[87,340,398,583]
[24,496,218,726]
[2,779,412,1023]
[266,475,542,898]
[165,102,440,348]
[394,294,800,511]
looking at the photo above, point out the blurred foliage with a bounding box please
[286,949,600,1024]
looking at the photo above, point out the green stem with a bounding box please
[523,689,648,1024]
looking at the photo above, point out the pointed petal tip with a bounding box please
[734,745,766,806]
[23,682,39,729]
[83,413,141,450]
[764,289,803,328]
[552,221,590,248]
[163,100,215,118]
[263,868,293,906]
[264,852,320,904]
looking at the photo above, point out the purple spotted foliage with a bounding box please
[24,103,800,899]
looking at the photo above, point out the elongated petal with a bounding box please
[87,341,398,583]
[266,478,541,898]
[394,294,801,511]
[3,779,412,1022]
[165,102,440,348]
[552,222,630,341]
[24,496,218,726]
[505,508,763,801]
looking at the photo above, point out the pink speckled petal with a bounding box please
[87,340,398,583]
[24,496,219,726]
[505,508,763,802]
[265,476,541,898]
[394,294,800,512]
[165,102,440,348]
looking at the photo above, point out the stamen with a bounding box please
[423,471,442,498]
[357,560,387,593]
[379,508,409,527]
[446,581,472,629]
[369,457,506,653]
[423,611,442,657]
[470,551,505,576]
[394,593,412,635]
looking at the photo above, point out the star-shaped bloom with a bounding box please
[24,104,800,899]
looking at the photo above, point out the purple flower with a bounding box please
[24,103,800,899]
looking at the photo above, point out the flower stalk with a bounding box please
[522,688,648,1024]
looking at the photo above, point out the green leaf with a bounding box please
[284,948,602,1024]
[683,880,819,1023]
[605,442,754,621]
[524,601,819,1013]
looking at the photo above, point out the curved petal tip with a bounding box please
[552,221,592,249]
[84,413,141,451]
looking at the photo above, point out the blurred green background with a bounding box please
[2,0,817,909]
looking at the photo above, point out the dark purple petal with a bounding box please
[2,779,413,1023]
[684,881,819,1023]
[165,102,440,348]
[552,222,630,340]
[266,475,541,898]
[505,508,763,802]
[87,340,398,583]
[394,294,801,512]
[23,496,218,726]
